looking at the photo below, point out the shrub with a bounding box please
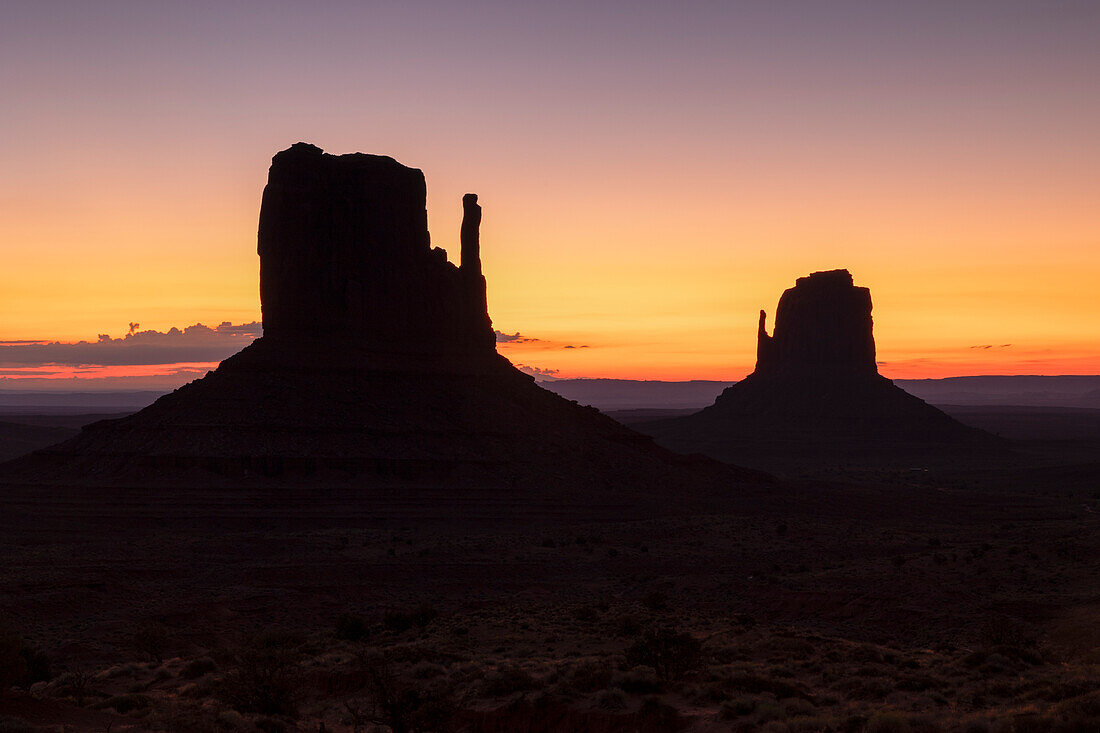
[842,714,870,733]
[614,614,644,637]
[383,604,438,633]
[93,693,152,714]
[335,613,370,642]
[866,712,911,733]
[573,605,599,623]
[736,614,757,629]
[218,633,304,717]
[596,688,627,710]
[1036,678,1095,702]
[180,676,217,698]
[1012,714,1054,733]
[132,621,169,663]
[637,698,682,728]
[349,654,457,733]
[756,701,787,723]
[563,658,613,694]
[849,644,885,663]
[789,717,846,733]
[17,645,50,686]
[781,697,816,717]
[54,670,95,706]
[410,661,446,680]
[613,666,662,695]
[726,673,810,701]
[0,717,34,733]
[720,695,758,718]
[0,622,48,690]
[787,717,846,732]
[1052,690,1100,728]
[215,710,246,730]
[642,592,669,612]
[180,657,218,680]
[624,626,702,681]
[896,673,943,692]
[907,716,944,733]
[254,718,287,733]
[978,653,1016,676]
[0,620,45,691]
[479,665,537,697]
[0,624,27,694]
[979,616,1037,650]
[839,676,893,701]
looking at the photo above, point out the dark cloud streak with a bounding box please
[515,364,560,380]
[495,330,588,350]
[494,330,541,344]
[0,322,262,367]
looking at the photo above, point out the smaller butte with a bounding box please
[639,269,1005,472]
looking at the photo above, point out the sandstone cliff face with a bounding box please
[258,142,493,352]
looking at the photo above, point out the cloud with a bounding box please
[210,322,266,337]
[515,364,560,380]
[969,344,1013,350]
[494,330,589,350]
[494,330,541,344]
[0,322,262,367]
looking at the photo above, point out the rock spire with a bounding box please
[461,193,482,275]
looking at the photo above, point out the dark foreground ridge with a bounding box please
[1,143,764,519]
[640,269,1004,472]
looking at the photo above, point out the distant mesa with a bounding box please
[639,269,1004,471]
[2,143,763,517]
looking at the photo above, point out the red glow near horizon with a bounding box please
[0,363,221,380]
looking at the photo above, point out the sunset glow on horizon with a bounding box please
[2,1,1098,383]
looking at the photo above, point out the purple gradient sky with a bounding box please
[2,1,1099,379]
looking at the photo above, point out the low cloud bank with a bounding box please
[494,330,540,344]
[515,364,560,380]
[495,330,588,350]
[0,322,262,367]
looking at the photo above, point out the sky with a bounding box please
[1,0,1098,386]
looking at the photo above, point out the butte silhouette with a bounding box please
[3,143,762,519]
[640,269,1002,472]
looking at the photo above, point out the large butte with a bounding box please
[1,143,766,523]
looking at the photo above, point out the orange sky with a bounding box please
[1,2,1098,381]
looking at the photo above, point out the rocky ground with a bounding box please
[1,461,1098,732]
